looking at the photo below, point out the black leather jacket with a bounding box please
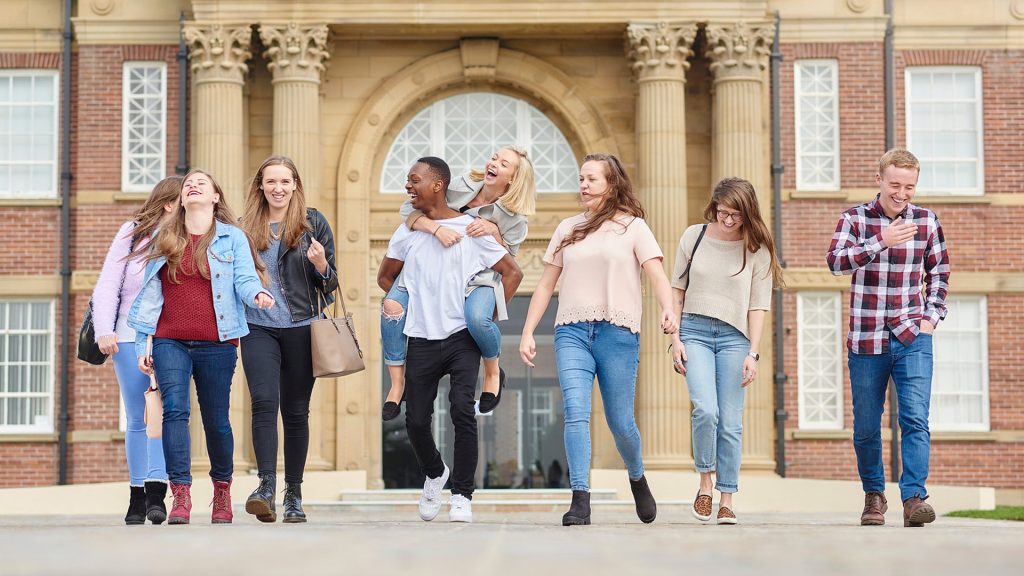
[276,208,338,322]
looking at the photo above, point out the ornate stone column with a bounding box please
[706,20,777,470]
[627,21,698,470]
[259,22,330,207]
[184,22,254,469]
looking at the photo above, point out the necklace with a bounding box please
[269,222,281,240]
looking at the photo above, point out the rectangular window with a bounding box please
[0,70,59,199]
[797,292,844,430]
[794,60,840,192]
[905,66,983,195]
[0,301,55,433]
[930,296,989,431]
[122,62,167,192]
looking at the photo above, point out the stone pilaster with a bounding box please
[627,21,698,469]
[259,22,331,206]
[706,20,777,471]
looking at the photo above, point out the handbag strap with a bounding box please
[146,335,158,390]
[678,224,708,291]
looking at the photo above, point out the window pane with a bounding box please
[907,67,982,195]
[11,77,32,102]
[798,293,843,429]
[795,61,839,190]
[1,299,55,430]
[930,296,988,430]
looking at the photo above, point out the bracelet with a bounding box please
[432,225,441,236]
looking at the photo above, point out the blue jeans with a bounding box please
[849,332,933,502]
[152,338,237,485]
[554,321,644,491]
[113,346,166,486]
[679,313,748,493]
[381,284,501,366]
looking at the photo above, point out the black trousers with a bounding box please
[405,329,481,499]
[240,324,316,484]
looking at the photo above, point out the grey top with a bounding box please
[246,223,314,329]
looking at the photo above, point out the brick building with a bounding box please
[0,0,1020,504]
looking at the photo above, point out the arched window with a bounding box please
[379,93,578,194]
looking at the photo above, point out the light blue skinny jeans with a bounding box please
[112,346,167,486]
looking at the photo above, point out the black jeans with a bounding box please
[405,329,481,499]
[240,324,316,484]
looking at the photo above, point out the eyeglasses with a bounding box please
[716,209,743,223]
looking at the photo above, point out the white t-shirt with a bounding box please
[385,215,508,340]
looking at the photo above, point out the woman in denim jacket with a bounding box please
[129,169,274,525]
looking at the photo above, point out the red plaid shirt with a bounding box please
[826,195,950,354]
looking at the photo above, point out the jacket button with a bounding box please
[219,314,224,320]
[215,273,220,278]
[216,294,221,300]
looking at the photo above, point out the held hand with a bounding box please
[880,216,917,248]
[660,309,678,335]
[465,218,499,238]
[306,237,328,275]
[254,292,274,309]
[97,334,119,355]
[138,355,153,376]
[741,356,758,388]
[671,339,688,375]
[433,226,463,248]
[920,320,936,334]
[519,334,537,368]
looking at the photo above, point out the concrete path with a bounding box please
[1,510,1019,576]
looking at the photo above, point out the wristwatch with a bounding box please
[748,352,760,362]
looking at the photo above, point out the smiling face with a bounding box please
[715,203,744,235]
[578,160,611,214]
[181,171,219,210]
[405,162,443,210]
[876,165,919,219]
[483,148,521,191]
[261,164,296,215]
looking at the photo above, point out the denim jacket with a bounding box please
[128,220,272,358]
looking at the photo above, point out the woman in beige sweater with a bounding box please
[669,177,783,525]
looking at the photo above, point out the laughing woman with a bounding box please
[381,146,536,420]
[129,169,274,525]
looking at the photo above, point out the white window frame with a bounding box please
[0,300,56,434]
[794,59,841,192]
[905,66,984,196]
[0,69,60,199]
[797,292,844,430]
[930,295,990,432]
[121,61,167,193]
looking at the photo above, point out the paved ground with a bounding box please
[0,510,1020,576]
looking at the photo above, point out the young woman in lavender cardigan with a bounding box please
[92,176,181,525]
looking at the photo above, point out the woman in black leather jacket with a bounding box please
[238,155,338,523]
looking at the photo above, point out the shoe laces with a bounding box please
[211,483,231,511]
[423,476,444,501]
[171,485,191,510]
[451,495,469,510]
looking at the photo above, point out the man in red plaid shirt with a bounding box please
[826,149,950,528]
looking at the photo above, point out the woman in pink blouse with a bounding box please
[519,153,677,526]
[91,175,181,525]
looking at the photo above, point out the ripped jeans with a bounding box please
[380,283,501,366]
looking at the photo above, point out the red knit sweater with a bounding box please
[155,235,238,346]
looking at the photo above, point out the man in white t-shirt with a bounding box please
[377,157,522,524]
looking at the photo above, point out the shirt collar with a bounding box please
[869,193,911,221]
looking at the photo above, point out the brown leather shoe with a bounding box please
[903,496,936,527]
[860,491,887,525]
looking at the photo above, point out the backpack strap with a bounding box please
[678,224,708,291]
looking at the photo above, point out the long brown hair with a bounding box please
[703,177,784,287]
[242,155,311,251]
[123,176,182,258]
[554,153,644,254]
[146,169,266,285]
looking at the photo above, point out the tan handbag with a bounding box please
[143,335,162,439]
[310,287,365,378]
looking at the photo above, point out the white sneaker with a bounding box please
[449,494,473,523]
[418,464,450,521]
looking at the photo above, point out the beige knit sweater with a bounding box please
[670,224,772,338]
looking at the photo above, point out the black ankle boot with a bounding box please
[144,481,167,524]
[562,490,591,526]
[283,482,307,523]
[629,475,657,523]
[245,473,277,523]
[125,486,146,525]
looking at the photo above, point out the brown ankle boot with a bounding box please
[860,491,887,525]
[903,496,936,527]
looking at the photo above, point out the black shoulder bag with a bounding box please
[678,224,708,290]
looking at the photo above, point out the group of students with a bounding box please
[95,143,948,529]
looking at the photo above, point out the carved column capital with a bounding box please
[705,20,774,81]
[259,22,331,83]
[626,21,698,82]
[183,23,253,84]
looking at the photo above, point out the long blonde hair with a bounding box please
[703,177,784,287]
[124,176,182,257]
[242,155,311,252]
[555,153,644,254]
[146,169,266,286]
[468,145,537,216]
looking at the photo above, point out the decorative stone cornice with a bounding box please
[626,21,698,82]
[183,23,253,85]
[705,20,774,81]
[259,22,331,83]
[460,38,500,79]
